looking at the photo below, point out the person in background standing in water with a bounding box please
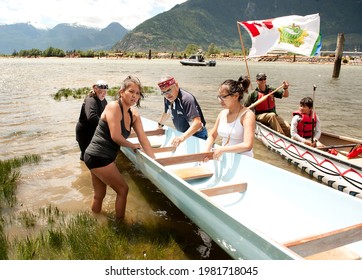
[203,76,255,160]
[84,76,155,220]
[76,80,108,161]
[244,72,290,136]
[157,75,208,146]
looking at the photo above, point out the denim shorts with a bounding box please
[194,126,208,140]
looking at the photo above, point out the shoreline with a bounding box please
[1,54,361,66]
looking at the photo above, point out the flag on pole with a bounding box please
[238,13,321,57]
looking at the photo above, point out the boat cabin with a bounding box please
[188,54,205,62]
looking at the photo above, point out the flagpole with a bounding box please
[237,22,252,89]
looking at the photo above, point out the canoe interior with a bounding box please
[320,131,362,150]
[122,117,362,260]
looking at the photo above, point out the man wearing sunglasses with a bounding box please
[76,80,108,160]
[157,75,207,146]
[244,72,290,136]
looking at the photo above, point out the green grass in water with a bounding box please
[53,86,158,101]
[0,155,41,208]
[0,155,185,260]
[8,207,184,260]
[0,154,41,259]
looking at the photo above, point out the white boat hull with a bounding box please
[121,117,362,260]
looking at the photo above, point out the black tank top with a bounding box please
[85,100,133,160]
[119,100,132,138]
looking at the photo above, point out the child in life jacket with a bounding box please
[291,97,322,148]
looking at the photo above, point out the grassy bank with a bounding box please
[0,155,186,260]
[5,206,184,260]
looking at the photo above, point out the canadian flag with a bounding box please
[238,14,321,57]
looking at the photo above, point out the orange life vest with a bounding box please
[255,91,276,114]
[293,111,316,138]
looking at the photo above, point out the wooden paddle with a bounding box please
[247,84,284,110]
[318,143,357,151]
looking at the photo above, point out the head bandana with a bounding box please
[158,77,176,90]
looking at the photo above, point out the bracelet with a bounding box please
[158,122,164,127]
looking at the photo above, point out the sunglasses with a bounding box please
[217,93,234,100]
[257,78,266,81]
[161,86,174,95]
[97,84,108,89]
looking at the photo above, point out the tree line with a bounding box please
[10,47,110,58]
[7,43,238,58]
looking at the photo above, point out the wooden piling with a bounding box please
[332,33,345,78]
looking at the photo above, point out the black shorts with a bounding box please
[84,153,114,169]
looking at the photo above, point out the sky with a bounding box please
[0,0,188,30]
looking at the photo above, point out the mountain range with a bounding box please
[115,0,362,53]
[0,22,128,55]
[1,0,361,55]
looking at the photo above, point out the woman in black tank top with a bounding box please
[84,76,155,220]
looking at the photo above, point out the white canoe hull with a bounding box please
[121,117,362,260]
[255,122,362,198]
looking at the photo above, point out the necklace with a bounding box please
[224,106,242,146]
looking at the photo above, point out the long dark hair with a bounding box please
[119,75,144,107]
[220,75,250,101]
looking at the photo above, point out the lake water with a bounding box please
[1,57,361,259]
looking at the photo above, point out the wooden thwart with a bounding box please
[172,166,213,180]
[200,183,247,196]
[141,146,176,153]
[129,128,165,138]
[152,146,177,153]
[305,247,360,260]
[156,152,214,166]
[284,223,362,258]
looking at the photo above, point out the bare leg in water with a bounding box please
[90,162,129,220]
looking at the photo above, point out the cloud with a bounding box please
[0,0,187,29]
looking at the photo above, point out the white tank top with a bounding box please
[217,109,254,157]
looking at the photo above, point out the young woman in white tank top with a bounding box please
[203,76,255,160]
[217,109,254,157]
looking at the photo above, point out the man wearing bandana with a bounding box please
[157,75,207,146]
